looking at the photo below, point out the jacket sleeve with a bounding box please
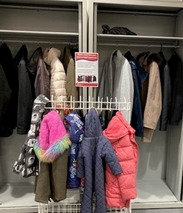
[102,140,122,175]
[143,62,162,130]
[76,147,85,178]
[33,135,71,163]
[159,64,171,131]
[143,62,162,142]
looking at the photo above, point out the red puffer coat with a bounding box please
[103,111,138,208]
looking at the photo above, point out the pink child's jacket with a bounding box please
[103,111,138,208]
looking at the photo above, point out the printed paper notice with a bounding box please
[75,52,98,87]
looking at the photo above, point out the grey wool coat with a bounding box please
[77,108,122,213]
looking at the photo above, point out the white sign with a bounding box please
[75,52,98,87]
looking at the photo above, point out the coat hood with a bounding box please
[65,112,84,143]
[43,47,61,66]
[103,111,135,143]
[84,108,102,137]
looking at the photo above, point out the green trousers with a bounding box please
[34,150,68,203]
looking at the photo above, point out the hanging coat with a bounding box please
[0,64,12,134]
[13,94,49,177]
[97,50,134,123]
[143,61,162,142]
[158,51,171,131]
[0,43,18,136]
[138,53,162,142]
[168,52,183,125]
[14,45,34,134]
[27,46,50,99]
[64,112,84,188]
[44,47,67,103]
[33,110,71,203]
[35,57,50,99]
[27,47,43,99]
[125,51,147,137]
[103,111,138,208]
[77,108,122,213]
[63,45,78,100]
[33,110,71,163]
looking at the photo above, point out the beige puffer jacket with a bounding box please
[44,48,67,102]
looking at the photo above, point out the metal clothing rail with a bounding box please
[0,39,78,46]
[0,29,78,36]
[97,34,182,48]
[98,9,177,17]
[0,30,79,47]
[97,42,180,48]
[0,4,78,12]
[45,96,131,111]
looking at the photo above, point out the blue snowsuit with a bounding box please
[77,108,122,213]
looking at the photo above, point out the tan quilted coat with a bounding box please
[44,47,67,102]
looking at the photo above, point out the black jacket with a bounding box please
[0,43,18,137]
[125,51,146,137]
[158,51,171,131]
[168,52,183,125]
[27,47,43,99]
[14,45,34,134]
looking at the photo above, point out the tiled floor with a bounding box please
[133,209,183,213]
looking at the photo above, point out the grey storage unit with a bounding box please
[88,0,183,210]
[0,0,87,212]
